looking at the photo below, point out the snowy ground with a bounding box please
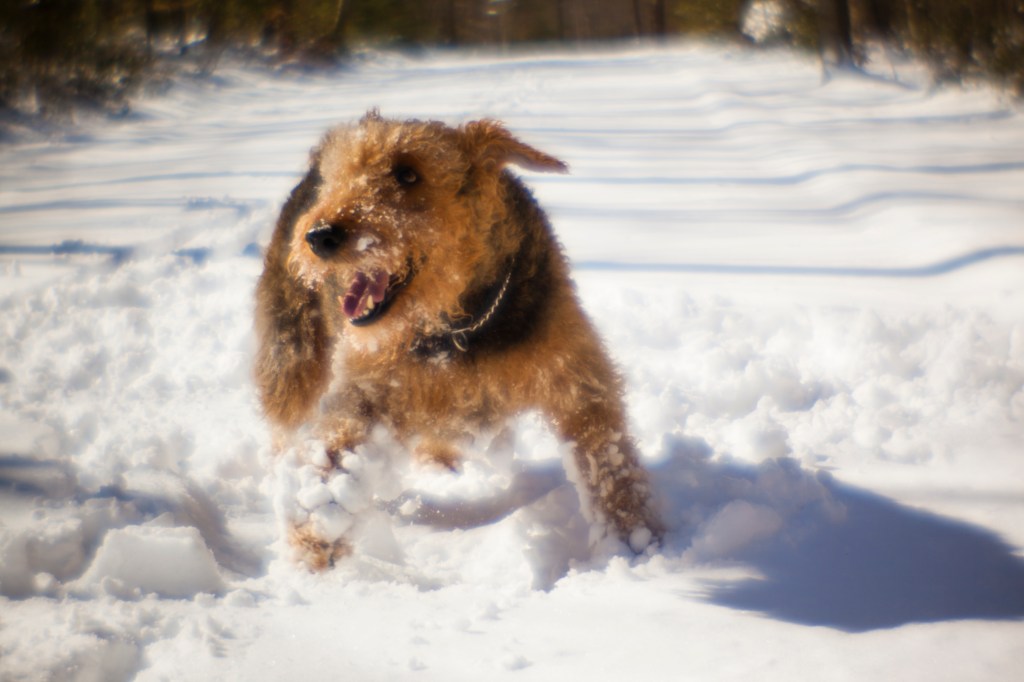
[2,42,1024,681]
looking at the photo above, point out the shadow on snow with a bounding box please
[576,245,1024,279]
[650,437,1024,633]
[705,480,1024,632]
[2,241,1022,281]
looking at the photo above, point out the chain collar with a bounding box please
[413,258,515,356]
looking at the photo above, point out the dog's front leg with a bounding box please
[552,401,661,552]
[315,384,377,465]
[284,388,380,571]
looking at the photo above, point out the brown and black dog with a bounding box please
[255,111,660,569]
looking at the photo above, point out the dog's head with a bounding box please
[286,111,566,347]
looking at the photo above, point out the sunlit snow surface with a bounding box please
[1,43,1023,681]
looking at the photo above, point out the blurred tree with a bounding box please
[818,0,854,66]
[1,0,1022,129]
[144,0,192,53]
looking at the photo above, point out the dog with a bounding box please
[255,111,660,569]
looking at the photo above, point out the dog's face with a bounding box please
[287,112,565,347]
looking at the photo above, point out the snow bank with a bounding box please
[72,524,225,599]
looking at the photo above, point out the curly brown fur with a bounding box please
[255,111,661,569]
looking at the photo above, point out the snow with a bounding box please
[2,42,1024,680]
[71,525,226,600]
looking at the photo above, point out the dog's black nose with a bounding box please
[305,222,344,259]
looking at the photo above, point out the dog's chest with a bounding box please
[347,354,505,432]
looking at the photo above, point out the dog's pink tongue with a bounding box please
[342,270,389,318]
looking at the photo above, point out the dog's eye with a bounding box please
[393,165,420,187]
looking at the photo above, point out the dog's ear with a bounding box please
[460,119,568,174]
[254,152,333,429]
[361,107,383,124]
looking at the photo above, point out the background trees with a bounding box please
[2,0,1022,125]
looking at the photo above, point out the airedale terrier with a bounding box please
[255,111,660,569]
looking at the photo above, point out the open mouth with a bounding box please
[339,269,408,326]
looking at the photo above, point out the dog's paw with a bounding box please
[273,436,407,569]
[273,441,377,569]
[289,521,351,571]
